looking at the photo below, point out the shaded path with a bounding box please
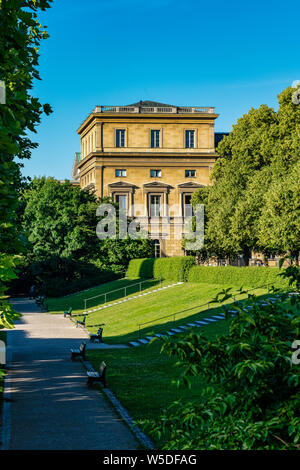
[2,298,138,450]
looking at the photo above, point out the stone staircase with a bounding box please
[128,296,280,347]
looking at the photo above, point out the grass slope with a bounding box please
[75,282,268,344]
[46,277,159,313]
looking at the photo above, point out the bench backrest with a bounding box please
[99,361,106,376]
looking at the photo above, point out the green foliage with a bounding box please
[0,0,53,253]
[16,178,155,295]
[126,256,195,281]
[142,284,300,449]
[191,86,300,260]
[0,254,21,329]
[188,265,289,288]
[10,255,120,297]
[99,237,154,275]
[21,177,101,260]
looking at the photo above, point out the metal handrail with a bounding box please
[84,277,160,310]
[137,280,282,338]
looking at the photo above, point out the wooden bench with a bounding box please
[87,361,107,387]
[36,296,48,312]
[76,314,86,328]
[89,325,105,343]
[64,307,72,318]
[70,342,87,360]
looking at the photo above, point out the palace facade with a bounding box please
[76,100,222,257]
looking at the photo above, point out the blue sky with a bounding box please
[22,0,300,180]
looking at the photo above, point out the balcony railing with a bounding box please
[93,105,215,114]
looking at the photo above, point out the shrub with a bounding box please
[126,257,195,282]
[188,265,289,288]
[9,256,120,297]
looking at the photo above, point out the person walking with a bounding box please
[29,285,35,299]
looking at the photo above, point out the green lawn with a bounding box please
[46,277,162,313]
[87,319,230,448]
[72,282,269,344]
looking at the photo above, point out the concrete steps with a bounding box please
[127,295,281,348]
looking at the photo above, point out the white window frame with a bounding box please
[185,130,195,148]
[150,169,162,178]
[150,129,161,148]
[115,169,127,177]
[115,129,126,148]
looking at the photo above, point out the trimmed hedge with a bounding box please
[126,256,195,282]
[187,266,289,288]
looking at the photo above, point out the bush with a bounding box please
[9,256,120,297]
[188,265,289,288]
[126,257,195,282]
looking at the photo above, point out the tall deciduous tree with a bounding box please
[191,86,300,263]
[0,0,52,327]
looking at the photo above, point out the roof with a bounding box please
[127,100,175,107]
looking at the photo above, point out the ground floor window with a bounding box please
[115,194,127,213]
[154,239,161,258]
[183,194,194,217]
[150,194,161,217]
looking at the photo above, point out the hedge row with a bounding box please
[126,256,195,282]
[187,265,289,288]
[127,257,289,288]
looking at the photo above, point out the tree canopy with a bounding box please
[0,0,53,327]
[191,86,300,263]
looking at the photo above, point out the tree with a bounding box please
[21,177,101,260]
[16,177,154,296]
[191,86,300,262]
[0,0,52,327]
[258,161,300,262]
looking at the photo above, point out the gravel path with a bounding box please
[2,298,138,450]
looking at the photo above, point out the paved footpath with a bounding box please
[2,298,138,450]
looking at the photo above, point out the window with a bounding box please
[115,169,127,177]
[150,195,161,217]
[183,194,194,217]
[150,169,161,178]
[185,169,196,178]
[185,130,195,148]
[115,194,127,213]
[116,129,126,148]
[154,239,161,258]
[151,130,160,148]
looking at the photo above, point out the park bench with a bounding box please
[36,296,48,312]
[89,324,105,343]
[64,307,72,318]
[36,295,44,305]
[76,314,87,328]
[86,361,107,387]
[70,342,87,360]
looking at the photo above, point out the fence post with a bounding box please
[105,293,107,303]
[84,299,87,310]
[140,282,142,292]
